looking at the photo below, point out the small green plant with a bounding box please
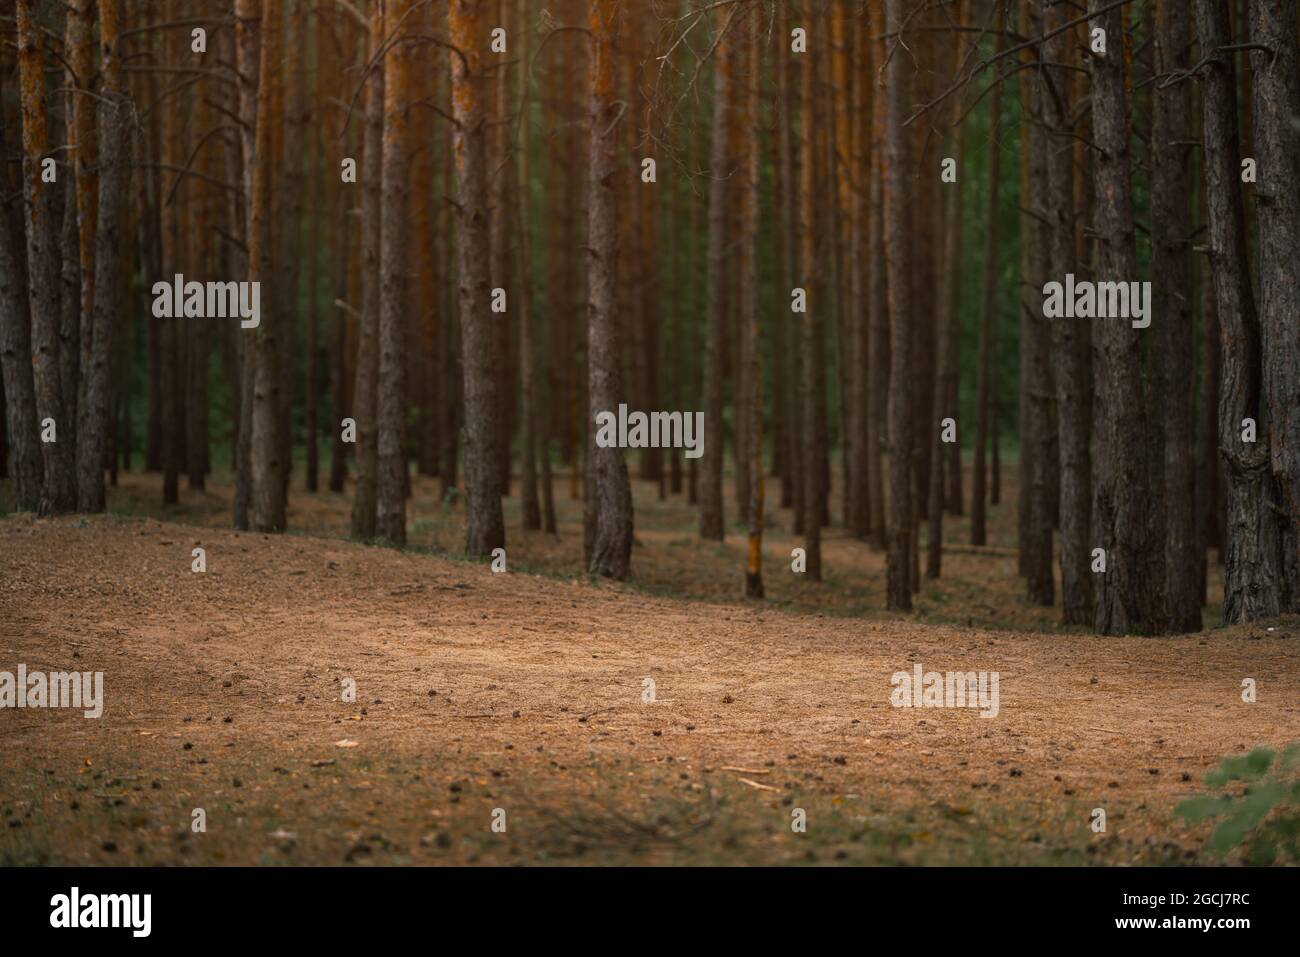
[1177,743,1300,865]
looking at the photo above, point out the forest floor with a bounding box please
[1,464,1296,865]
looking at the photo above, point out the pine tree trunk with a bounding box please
[518,0,542,532]
[376,0,412,546]
[1153,0,1201,631]
[585,0,633,579]
[1249,0,1300,610]
[0,47,42,512]
[67,0,97,474]
[699,7,732,542]
[740,14,763,599]
[450,0,505,556]
[350,1,384,540]
[1042,0,1081,614]
[75,0,128,513]
[970,20,1003,548]
[233,0,259,529]
[1091,0,1160,634]
[17,0,75,515]
[1194,0,1281,623]
[866,0,888,551]
[250,0,286,532]
[797,3,821,579]
[883,0,913,609]
[926,0,965,579]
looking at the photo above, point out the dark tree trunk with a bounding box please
[249,0,286,532]
[1249,0,1300,610]
[699,8,732,542]
[450,0,505,556]
[1195,0,1282,623]
[926,0,965,579]
[1090,0,1160,634]
[350,2,384,541]
[970,20,1003,548]
[75,0,128,514]
[1042,0,1082,615]
[1153,0,1201,631]
[17,0,75,515]
[883,0,913,610]
[797,2,821,579]
[376,0,413,546]
[585,0,633,579]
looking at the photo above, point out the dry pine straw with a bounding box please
[0,513,1296,861]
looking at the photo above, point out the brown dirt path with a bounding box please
[1,513,1296,865]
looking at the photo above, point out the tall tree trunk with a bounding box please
[350,1,384,540]
[1153,0,1200,631]
[376,0,412,545]
[159,0,184,507]
[797,1,821,579]
[926,0,966,578]
[1041,0,1080,614]
[67,0,98,474]
[518,0,543,532]
[250,0,286,532]
[741,15,763,599]
[75,0,128,513]
[883,0,913,609]
[0,51,42,511]
[1090,0,1159,634]
[450,0,505,556]
[970,20,1004,548]
[776,0,798,515]
[1194,0,1281,623]
[699,7,733,542]
[866,0,888,550]
[233,0,259,529]
[17,0,75,515]
[586,0,633,579]
[1249,0,1300,611]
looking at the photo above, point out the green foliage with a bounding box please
[1177,744,1300,864]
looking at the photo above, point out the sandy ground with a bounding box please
[1,509,1296,865]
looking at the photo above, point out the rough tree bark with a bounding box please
[883,0,913,610]
[233,0,259,529]
[450,0,505,556]
[1249,0,1300,610]
[699,7,733,542]
[740,14,763,599]
[797,1,822,579]
[1090,0,1160,634]
[970,20,1003,548]
[376,0,413,545]
[585,0,633,579]
[0,46,42,513]
[517,0,544,532]
[350,0,384,541]
[926,0,966,579]
[17,0,75,515]
[1152,0,1200,631]
[866,0,888,550]
[1195,0,1281,623]
[76,0,128,513]
[1042,0,1081,615]
[249,0,286,532]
